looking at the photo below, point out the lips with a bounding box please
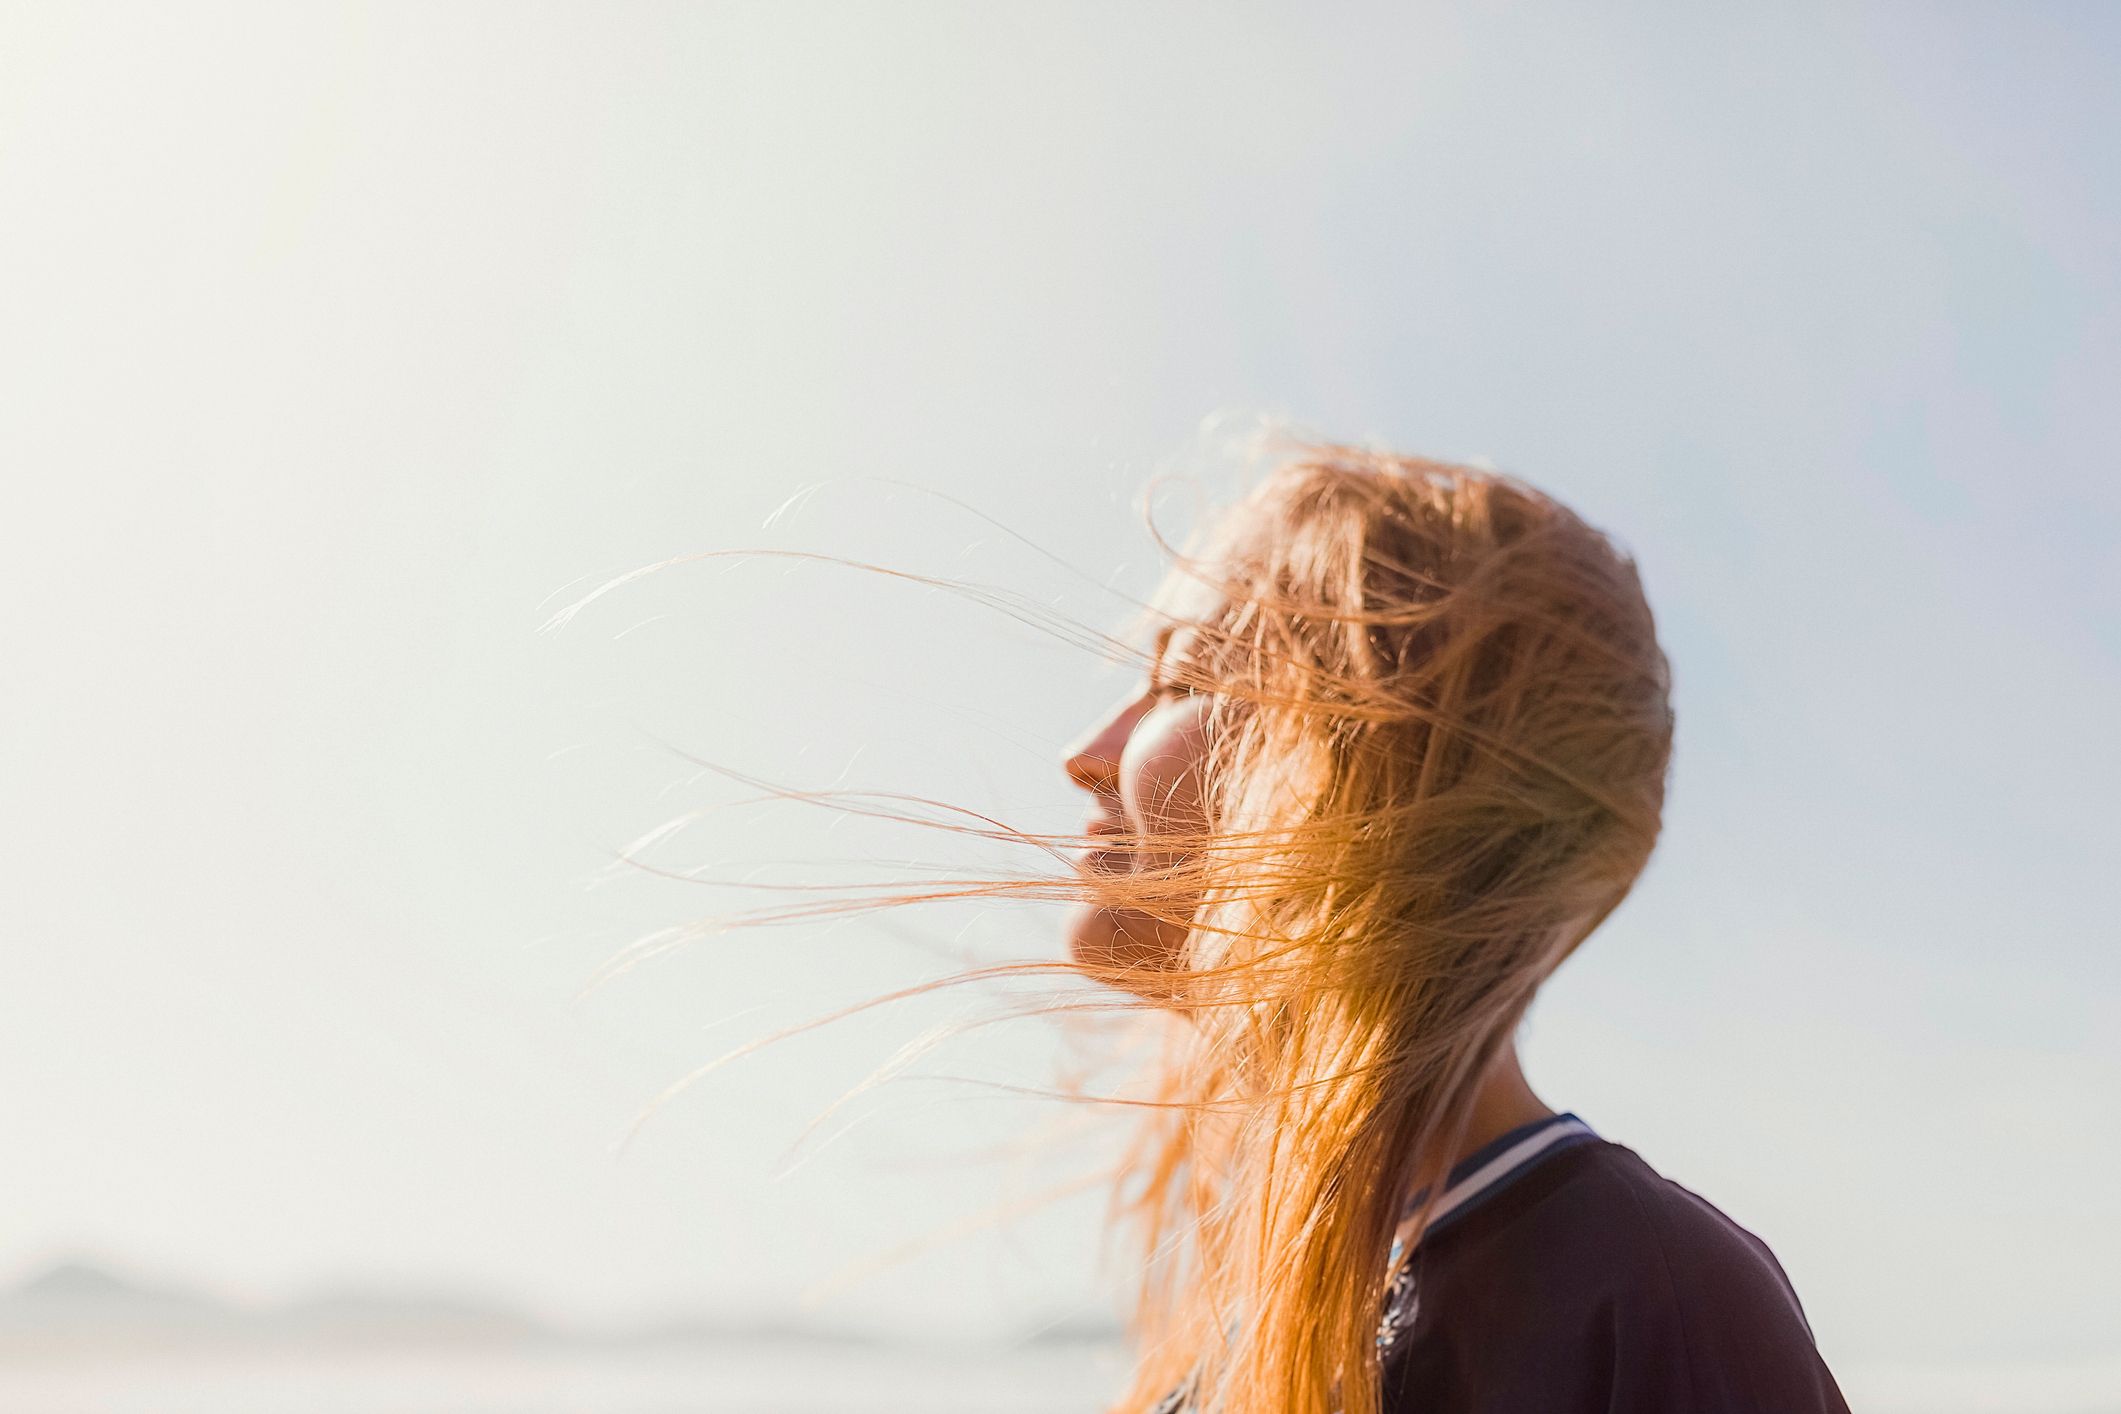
[1077,814,1134,879]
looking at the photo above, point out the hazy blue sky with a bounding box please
[3,0,2116,1395]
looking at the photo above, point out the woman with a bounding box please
[1055,441,1851,1414]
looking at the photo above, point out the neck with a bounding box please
[1448,1040,1554,1170]
[1390,1044,1559,1252]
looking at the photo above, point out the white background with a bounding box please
[2,1,2116,1395]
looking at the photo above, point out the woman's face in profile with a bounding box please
[1061,643,1215,989]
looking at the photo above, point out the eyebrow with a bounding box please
[1147,622,1201,694]
[1144,624,1179,691]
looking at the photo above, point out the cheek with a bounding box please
[1118,702,1211,837]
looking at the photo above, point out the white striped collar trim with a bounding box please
[1395,1112,1599,1250]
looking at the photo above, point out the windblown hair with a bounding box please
[575,434,1673,1414]
[1088,442,1674,1414]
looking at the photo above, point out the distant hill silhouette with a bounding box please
[0,1257,547,1354]
[0,1257,925,1355]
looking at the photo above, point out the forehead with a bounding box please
[1139,566,1233,679]
[1150,582,1229,649]
[1149,618,1206,671]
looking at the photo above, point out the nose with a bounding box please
[1062,690,1155,793]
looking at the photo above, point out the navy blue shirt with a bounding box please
[1151,1114,1850,1413]
[1377,1114,1851,1413]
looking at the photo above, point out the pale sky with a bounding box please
[3,0,2117,1387]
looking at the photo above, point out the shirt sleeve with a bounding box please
[1603,1183,1854,1414]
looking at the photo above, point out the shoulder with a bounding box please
[1549,1140,1818,1336]
[1393,1138,1851,1412]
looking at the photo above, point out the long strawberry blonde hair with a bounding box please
[577,433,1673,1414]
[1091,440,1672,1414]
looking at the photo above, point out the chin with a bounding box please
[1065,902,1124,971]
[1066,903,1186,980]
